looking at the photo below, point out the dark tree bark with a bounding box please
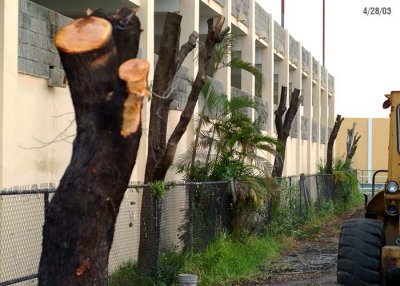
[138,15,229,276]
[346,122,361,163]
[38,10,146,286]
[272,87,302,177]
[326,114,344,174]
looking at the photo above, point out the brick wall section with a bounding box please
[231,0,249,27]
[312,120,318,142]
[255,3,269,41]
[274,21,285,54]
[289,36,299,64]
[214,0,225,7]
[312,58,319,81]
[302,47,310,73]
[18,0,72,85]
[301,116,309,140]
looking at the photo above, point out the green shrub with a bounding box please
[331,159,362,210]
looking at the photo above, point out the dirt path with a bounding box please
[239,206,365,286]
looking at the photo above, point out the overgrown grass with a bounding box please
[109,234,281,286]
[182,233,281,285]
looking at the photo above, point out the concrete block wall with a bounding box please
[198,78,225,118]
[312,57,319,81]
[289,116,298,138]
[274,21,285,54]
[320,125,327,144]
[328,74,335,93]
[154,54,190,111]
[231,0,249,27]
[260,99,269,131]
[312,119,318,142]
[18,0,72,86]
[215,0,225,7]
[302,47,310,73]
[231,86,251,117]
[255,2,269,40]
[170,66,190,111]
[321,67,327,86]
[289,36,299,64]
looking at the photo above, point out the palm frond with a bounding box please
[226,56,263,83]
[213,33,236,70]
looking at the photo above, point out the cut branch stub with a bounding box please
[55,17,112,54]
[119,59,150,137]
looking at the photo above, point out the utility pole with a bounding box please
[281,0,285,27]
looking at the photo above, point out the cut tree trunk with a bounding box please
[346,122,361,164]
[38,10,145,286]
[138,15,229,276]
[272,87,302,177]
[326,114,344,174]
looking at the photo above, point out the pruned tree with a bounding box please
[38,9,146,285]
[326,114,344,174]
[138,13,229,275]
[272,87,302,177]
[346,122,361,164]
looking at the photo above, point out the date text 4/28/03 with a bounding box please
[363,7,391,16]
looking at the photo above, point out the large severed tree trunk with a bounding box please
[326,114,344,174]
[138,14,229,276]
[272,87,302,177]
[38,9,146,285]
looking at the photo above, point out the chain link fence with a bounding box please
[0,175,335,285]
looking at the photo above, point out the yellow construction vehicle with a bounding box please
[337,91,400,286]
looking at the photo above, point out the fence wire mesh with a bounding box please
[0,175,335,285]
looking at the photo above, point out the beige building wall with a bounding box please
[372,118,389,170]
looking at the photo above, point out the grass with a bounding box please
[182,233,281,285]
[109,234,281,286]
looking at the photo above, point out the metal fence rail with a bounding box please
[0,175,335,285]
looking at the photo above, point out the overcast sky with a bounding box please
[257,0,400,118]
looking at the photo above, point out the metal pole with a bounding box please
[323,0,325,67]
[281,0,285,28]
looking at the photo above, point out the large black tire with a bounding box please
[337,218,384,286]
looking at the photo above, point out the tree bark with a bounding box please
[326,114,344,174]
[138,15,228,276]
[272,87,302,177]
[38,10,145,286]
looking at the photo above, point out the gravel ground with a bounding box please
[237,206,365,286]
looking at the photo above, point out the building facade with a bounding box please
[0,0,336,282]
[0,0,335,186]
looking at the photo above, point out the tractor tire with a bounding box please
[337,218,384,286]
